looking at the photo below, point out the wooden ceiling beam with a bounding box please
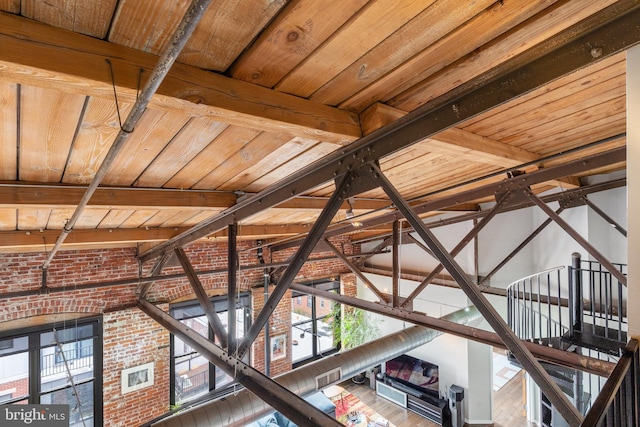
[361,102,579,188]
[0,12,361,145]
[0,184,237,210]
[0,183,393,211]
[0,223,315,251]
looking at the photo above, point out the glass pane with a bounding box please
[172,305,204,321]
[175,354,209,403]
[40,324,93,347]
[291,320,313,363]
[0,336,28,356]
[0,351,29,402]
[41,340,94,392]
[316,316,335,354]
[41,381,94,427]
[215,366,232,389]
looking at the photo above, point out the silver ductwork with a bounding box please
[153,305,480,427]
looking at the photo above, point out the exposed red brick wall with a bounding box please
[250,285,293,376]
[0,237,359,425]
[102,306,170,427]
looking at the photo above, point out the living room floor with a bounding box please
[341,370,533,427]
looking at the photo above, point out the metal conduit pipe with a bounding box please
[153,305,481,427]
[41,0,213,271]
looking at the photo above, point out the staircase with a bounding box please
[506,253,627,427]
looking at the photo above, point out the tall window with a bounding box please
[170,293,250,405]
[291,280,340,367]
[0,318,102,426]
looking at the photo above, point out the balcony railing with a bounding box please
[41,347,93,378]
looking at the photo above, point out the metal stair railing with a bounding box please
[569,254,627,345]
[507,266,569,346]
[580,339,639,427]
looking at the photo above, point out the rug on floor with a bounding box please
[493,351,521,391]
[328,389,395,427]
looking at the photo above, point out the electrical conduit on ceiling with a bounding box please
[41,0,214,271]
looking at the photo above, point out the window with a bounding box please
[291,280,340,367]
[170,293,250,405]
[0,318,102,426]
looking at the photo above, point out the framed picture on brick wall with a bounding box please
[271,334,286,361]
[121,362,154,395]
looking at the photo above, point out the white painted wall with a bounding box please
[358,273,491,423]
[477,206,535,289]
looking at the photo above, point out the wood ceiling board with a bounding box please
[245,141,342,192]
[460,52,625,131]
[19,86,86,182]
[0,80,17,180]
[380,158,500,201]
[164,126,262,189]
[276,197,391,211]
[139,210,184,229]
[134,118,228,188]
[156,210,202,228]
[22,0,118,39]
[103,109,191,186]
[483,77,625,143]
[241,208,319,227]
[541,137,626,169]
[390,0,617,111]
[70,208,110,229]
[98,209,135,228]
[0,208,16,230]
[107,0,189,55]
[179,0,287,71]
[360,102,540,169]
[230,0,369,88]
[0,0,19,13]
[275,0,436,98]
[193,132,294,190]
[63,96,133,185]
[212,223,313,238]
[0,13,360,144]
[118,209,160,228]
[509,100,626,156]
[180,210,225,227]
[17,208,49,231]
[217,137,319,191]
[45,207,75,229]
[308,0,494,106]
[340,0,555,112]
[467,59,625,139]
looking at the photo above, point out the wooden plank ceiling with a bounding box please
[0,0,628,252]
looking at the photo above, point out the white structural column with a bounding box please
[467,340,493,424]
[628,44,640,339]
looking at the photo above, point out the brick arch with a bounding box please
[0,296,106,324]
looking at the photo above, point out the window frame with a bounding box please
[0,317,103,426]
[291,279,340,368]
[169,292,251,406]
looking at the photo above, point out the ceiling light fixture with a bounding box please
[346,197,363,227]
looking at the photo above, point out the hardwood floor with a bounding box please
[340,370,535,427]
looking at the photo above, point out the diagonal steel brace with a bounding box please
[365,163,583,426]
